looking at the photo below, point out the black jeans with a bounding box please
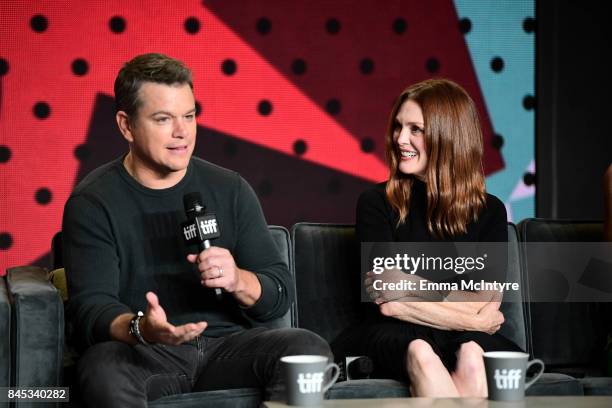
[77,327,331,408]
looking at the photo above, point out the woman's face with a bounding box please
[393,99,428,179]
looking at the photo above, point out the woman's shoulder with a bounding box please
[483,193,507,219]
[357,182,394,216]
[360,182,387,199]
[358,182,389,208]
[475,193,508,241]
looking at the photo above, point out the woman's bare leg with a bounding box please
[451,341,487,397]
[406,339,459,397]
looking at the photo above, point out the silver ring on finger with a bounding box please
[218,266,223,278]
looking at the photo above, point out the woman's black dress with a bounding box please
[331,180,522,381]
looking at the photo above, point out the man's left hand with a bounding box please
[187,247,243,293]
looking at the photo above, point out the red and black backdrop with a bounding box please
[1,1,507,273]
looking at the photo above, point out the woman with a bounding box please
[332,78,521,397]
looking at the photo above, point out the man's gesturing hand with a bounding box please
[139,292,207,345]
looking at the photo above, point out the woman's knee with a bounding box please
[406,339,439,374]
[458,341,484,358]
[456,341,485,376]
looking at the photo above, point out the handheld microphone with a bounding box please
[182,192,222,299]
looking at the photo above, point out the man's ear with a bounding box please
[116,111,134,143]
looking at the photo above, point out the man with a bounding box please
[63,53,330,407]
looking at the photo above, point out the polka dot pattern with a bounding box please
[33,102,51,119]
[184,17,200,34]
[222,59,237,75]
[393,18,407,34]
[0,1,533,273]
[326,99,341,116]
[109,16,126,33]
[325,18,340,34]
[256,17,271,35]
[523,172,536,186]
[0,146,11,163]
[35,188,52,205]
[491,57,504,72]
[74,144,90,161]
[459,18,472,34]
[426,57,440,73]
[258,100,272,116]
[492,134,504,150]
[523,17,535,33]
[0,233,12,250]
[293,140,307,155]
[291,58,307,75]
[0,58,8,76]
[359,58,374,75]
[72,58,89,76]
[361,138,375,153]
[523,95,535,110]
[30,15,48,33]
[455,0,535,221]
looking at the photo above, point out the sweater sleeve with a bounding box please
[63,194,131,350]
[232,176,293,321]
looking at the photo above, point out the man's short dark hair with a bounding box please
[114,53,193,119]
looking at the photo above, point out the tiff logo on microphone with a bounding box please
[183,224,197,240]
[297,372,324,393]
[199,218,218,235]
[494,368,522,389]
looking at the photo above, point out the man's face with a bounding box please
[125,82,197,180]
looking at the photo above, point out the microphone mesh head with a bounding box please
[183,192,204,216]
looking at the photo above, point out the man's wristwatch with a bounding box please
[128,311,150,345]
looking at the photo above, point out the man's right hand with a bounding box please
[139,292,207,345]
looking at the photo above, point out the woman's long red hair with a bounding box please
[385,79,486,238]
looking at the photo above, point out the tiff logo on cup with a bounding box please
[494,368,522,389]
[297,372,324,393]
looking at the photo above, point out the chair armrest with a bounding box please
[0,277,10,387]
[6,265,64,387]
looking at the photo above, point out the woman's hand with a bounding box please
[473,299,504,334]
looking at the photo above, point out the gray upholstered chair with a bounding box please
[4,225,294,408]
[519,218,612,395]
[4,265,64,408]
[290,222,583,399]
[0,276,10,389]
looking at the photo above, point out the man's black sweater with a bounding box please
[63,156,292,349]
